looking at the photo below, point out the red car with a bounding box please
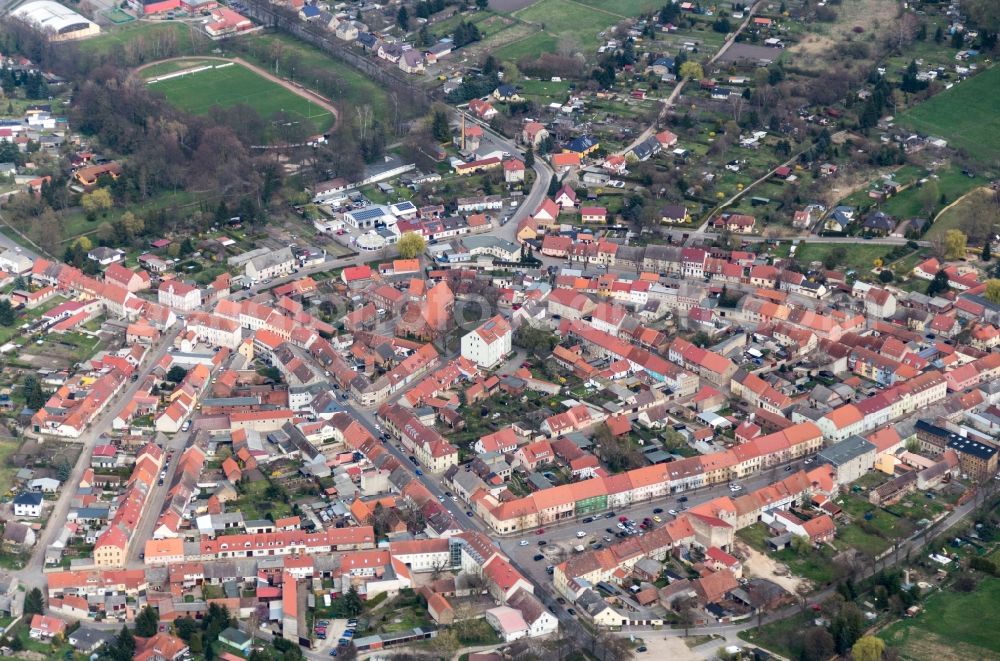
[535,528,545,535]
[619,516,628,522]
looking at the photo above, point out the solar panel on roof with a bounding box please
[351,207,387,222]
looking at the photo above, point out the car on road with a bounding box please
[536,528,545,535]
[678,496,689,503]
[605,511,615,518]
[538,540,547,546]
[668,509,678,516]
[637,646,647,653]
[603,536,612,542]
[415,469,423,476]
[653,516,662,523]
[181,420,191,432]
[533,554,544,561]
[785,465,793,471]
[582,516,593,523]
[653,508,663,514]
[729,484,743,492]
[619,516,628,522]
[576,530,586,538]
[466,511,473,517]
[567,608,576,616]
[557,597,566,604]
[606,527,615,534]
[616,522,626,530]
[519,540,529,546]
[546,565,554,574]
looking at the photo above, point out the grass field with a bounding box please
[513,0,626,51]
[235,33,395,122]
[879,576,1000,660]
[0,437,20,496]
[896,65,1000,164]
[77,22,197,57]
[879,167,986,220]
[791,242,891,272]
[493,32,559,62]
[927,186,1000,242]
[145,62,334,134]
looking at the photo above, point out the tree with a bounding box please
[166,365,188,383]
[173,616,198,642]
[81,187,113,219]
[927,269,950,296]
[852,635,886,661]
[524,144,534,168]
[801,627,835,661]
[983,241,993,262]
[24,587,44,616]
[790,534,812,555]
[983,279,1000,304]
[679,61,704,81]
[0,299,15,327]
[135,605,159,637]
[879,269,895,283]
[396,6,409,31]
[22,375,48,409]
[430,106,451,143]
[397,232,427,259]
[476,0,489,8]
[115,626,136,661]
[919,179,940,217]
[944,229,968,259]
[189,631,203,654]
[120,211,145,238]
[934,25,944,43]
[342,585,363,616]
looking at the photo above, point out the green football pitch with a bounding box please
[147,62,334,135]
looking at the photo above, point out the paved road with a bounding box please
[14,324,183,591]
[617,2,761,157]
[125,427,194,568]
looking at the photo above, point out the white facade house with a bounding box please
[158,281,202,312]
[245,247,295,284]
[13,492,43,518]
[461,314,512,369]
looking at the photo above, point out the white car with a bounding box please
[519,540,529,546]
[729,484,743,492]
[616,522,626,530]
[576,531,586,538]
[668,509,678,516]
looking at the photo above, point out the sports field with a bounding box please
[896,65,1000,165]
[146,62,334,134]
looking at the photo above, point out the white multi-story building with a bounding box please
[461,314,512,369]
[158,280,202,312]
[245,247,295,284]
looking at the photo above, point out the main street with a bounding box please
[14,324,183,592]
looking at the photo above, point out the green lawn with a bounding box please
[879,576,1000,659]
[140,58,218,78]
[896,65,1000,164]
[791,242,890,272]
[493,32,559,62]
[0,437,20,497]
[739,611,819,659]
[77,22,197,58]
[144,62,334,133]
[59,189,201,242]
[513,0,623,51]
[571,0,665,13]
[879,167,986,220]
[235,33,395,123]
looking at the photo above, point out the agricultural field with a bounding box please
[896,65,1000,165]
[879,576,1000,660]
[143,62,335,134]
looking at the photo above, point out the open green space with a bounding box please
[513,0,622,51]
[739,610,818,659]
[58,189,202,242]
[879,576,1000,659]
[77,21,197,57]
[493,31,559,62]
[572,0,664,13]
[140,58,218,78]
[896,65,1000,164]
[144,62,334,134]
[927,186,1000,242]
[235,32,393,123]
[791,242,890,272]
[0,437,20,496]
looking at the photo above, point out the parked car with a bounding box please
[533,554,544,561]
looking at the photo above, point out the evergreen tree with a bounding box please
[524,144,534,168]
[983,241,992,262]
[24,587,44,615]
[934,25,944,43]
[927,269,950,296]
[396,6,409,30]
[115,626,136,661]
[135,605,159,637]
[0,299,15,327]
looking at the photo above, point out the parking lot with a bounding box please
[312,616,355,656]
[498,455,819,589]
